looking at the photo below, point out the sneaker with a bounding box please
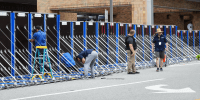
[82,77,89,80]
[91,76,95,79]
[160,68,163,71]
[127,72,135,74]
[156,68,159,72]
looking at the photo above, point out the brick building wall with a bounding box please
[154,0,200,10]
[154,13,184,30]
[192,12,200,30]
[59,12,77,21]
[37,0,135,13]
[154,12,197,30]
[62,6,132,23]
[37,0,200,29]
[115,6,132,23]
[37,0,147,24]
[154,11,200,30]
[153,0,200,30]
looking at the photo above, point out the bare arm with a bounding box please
[29,39,35,42]
[152,43,155,52]
[129,44,135,56]
[165,42,168,51]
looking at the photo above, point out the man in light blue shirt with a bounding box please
[29,26,48,72]
[29,25,46,46]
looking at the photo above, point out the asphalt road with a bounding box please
[1,61,200,100]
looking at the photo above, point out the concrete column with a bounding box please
[110,0,113,22]
[146,0,154,25]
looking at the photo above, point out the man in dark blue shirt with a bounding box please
[152,28,168,72]
[125,29,140,74]
[76,49,98,79]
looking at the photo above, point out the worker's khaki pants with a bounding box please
[127,50,136,73]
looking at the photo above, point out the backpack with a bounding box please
[61,52,76,67]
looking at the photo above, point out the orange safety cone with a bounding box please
[163,55,166,62]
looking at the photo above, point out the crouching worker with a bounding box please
[60,50,76,72]
[75,49,98,79]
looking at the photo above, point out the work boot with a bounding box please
[133,71,140,74]
[127,72,135,74]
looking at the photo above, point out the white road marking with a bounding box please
[145,84,196,93]
[11,78,164,100]
[168,62,200,67]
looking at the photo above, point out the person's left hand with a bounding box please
[165,48,168,51]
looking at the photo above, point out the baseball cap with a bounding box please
[35,25,41,30]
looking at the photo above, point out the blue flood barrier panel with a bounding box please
[187,30,189,56]
[142,25,145,61]
[156,25,158,30]
[175,26,178,57]
[149,26,152,61]
[125,24,128,62]
[169,26,172,58]
[106,23,109,65]
[199,31,200,53]
[116,23,119,64]
[57,15,60,72]
[181,31,183,56]
[44,14,46,32]
[70,22,74,57]
[28,13,32,73]
[193,31,195,55]
[11,12,15,76]
[95,22,99,65]
[83,22,87,51]
[163,26,166,36]
[133,25,137,61]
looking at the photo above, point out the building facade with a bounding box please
[0,0,199,30]
[37,0,200,30]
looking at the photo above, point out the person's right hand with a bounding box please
[131,51,136,56]
[82,60,85,64]
[152,49,154,53]
[82,58,86,64]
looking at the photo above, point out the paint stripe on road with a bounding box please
[168,62,200,67]
[11,78,165,100]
